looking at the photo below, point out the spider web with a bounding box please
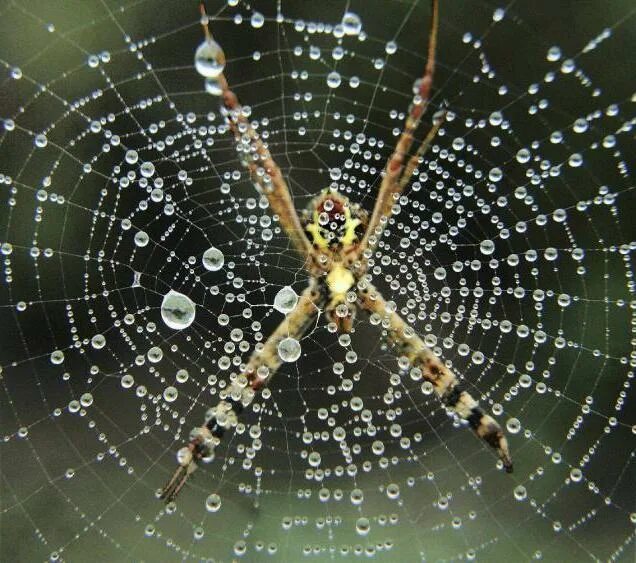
[0,0,634,561]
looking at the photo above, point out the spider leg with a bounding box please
[160,282,325,502]
[159,444,199,503]
[242,282,325,390]
[198,2,313,260]
[357,283,513,472]
[397,110,446,193]
[160,465,189,503]
[357,0,440,258]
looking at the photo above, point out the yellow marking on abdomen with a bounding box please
[326,264,355,297]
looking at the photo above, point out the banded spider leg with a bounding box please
[353,0,512,471]
[357,284,513,472]
[160,284,324,502]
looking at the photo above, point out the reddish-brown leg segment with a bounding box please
[199,2,313,259]
[357,0,441,258]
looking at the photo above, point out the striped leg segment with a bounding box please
[160,283,324,502]
[357,283,513,472]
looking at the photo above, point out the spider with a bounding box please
[160,0,513,503]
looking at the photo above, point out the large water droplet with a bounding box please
[274,286,298,314]
[134,231,149,247]
[513,485,527,501]
[327,71,341,88]
[480,239,495,255]
[140,161,155,178]
[205,493,222,512]
[278,337,301,362]
[355,517,370,536]
[91,334,106,349]
[161,290,196,330]
[195,39,225,78]
[341,12,362,36]
[163,386,178,403]
[250,11,264,28]
[125,149,138,164]
[434,267,447,280]
[202,246,224,271]
[489,167,503,182]
[50,350,65,365]
[506,417,521,434]
[330,167,342,181]
[204,77,223,96]
[547,46,562,62]
[34,134,48,148]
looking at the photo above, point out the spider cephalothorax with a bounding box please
[301,190,368,332]
[160,0,513,504]
[302,189,368,256]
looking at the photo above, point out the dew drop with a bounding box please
[489,167,503,182]
[452,137,465,151]
[34,134,48,148]
[202,246,225,271]
[278,337,301,362]
[163,386,178,402]
[434,267,447,280]
[355,517,370,536]
[194,39,225,78]
[327,71,342,88]
[506,417,521,434]
[161,290,196,330]
[492,8,505,22]
[516,148,531,163]
[91,334,106,349]
[547,46,562,62]
[140,161,155,178]
[205,493,222,512]
[80,393,93,407]
[204,77,223,96]
[513,485,527,501]
[147,346,163,363]
[480,239,495,256]
[125,149,138,164]
[50,350,65,365]
[274,286,299,314]
[341,12,362,36]
[250,11,264,28]
[568,153,583,168]
[134,231,149,247]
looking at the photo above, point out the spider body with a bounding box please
[302,190,368,331]
[160,0,513,504]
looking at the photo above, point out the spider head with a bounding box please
[303,190,367,253]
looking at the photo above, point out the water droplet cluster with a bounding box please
[0,2,632,561]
